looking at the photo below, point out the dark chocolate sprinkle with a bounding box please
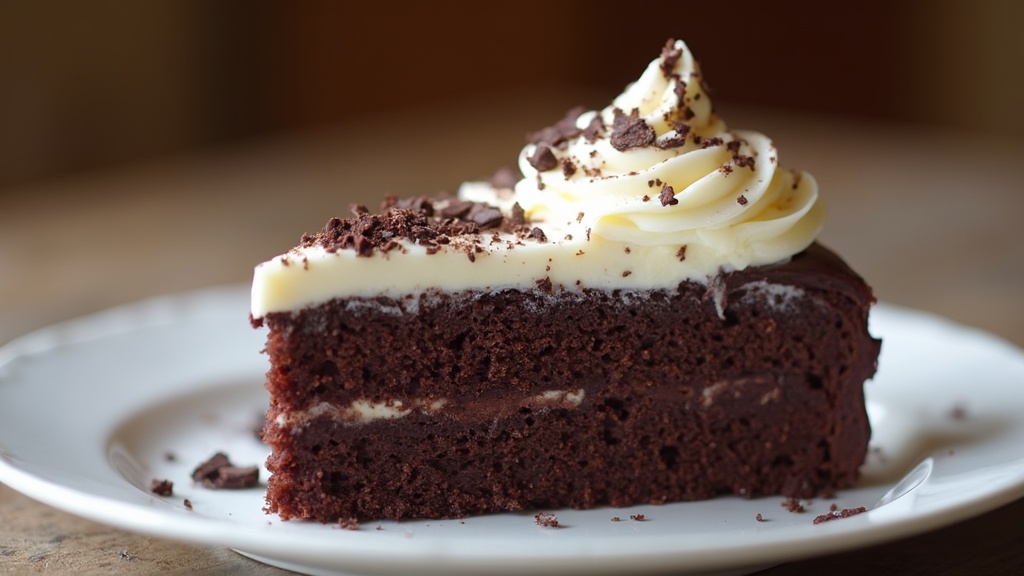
[610,109,656,151]
[659,184,678,206]
[561,158,577,178]
[659,39,682,77]
[528,144,559,172]
[582,115,604,143]
[150,479,173,496]
[527,106,585,146]
[192,452,260,490]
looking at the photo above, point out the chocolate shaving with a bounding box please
[534,512,560,527]
[582,115,603,143]
[527,106,585,146]
[529,227,548,243]
[510,202,526,226]
[150,479,173,496]
[676,245,687,261]
[610,109,656,151]
[527,144,559,172]
[192,452,260,490]
[467,204,504,229]
[561,158,577,178]
[659,39,682,77]
[659,185,678,206]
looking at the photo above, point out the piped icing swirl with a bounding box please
[514,39,823,267]
[251,39,824,318]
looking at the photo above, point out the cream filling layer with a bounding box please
[275,389,586,429]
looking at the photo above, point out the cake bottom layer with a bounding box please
[259,245,879,522]
[263,368,863,521]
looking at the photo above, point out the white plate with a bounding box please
[2,286,1024,576]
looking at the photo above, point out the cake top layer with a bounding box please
[251,39,825,318]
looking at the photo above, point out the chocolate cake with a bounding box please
[251,39,880,522]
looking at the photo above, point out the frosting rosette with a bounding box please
[515,39,824,272]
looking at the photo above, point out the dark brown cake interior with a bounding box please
[258,243,879,521]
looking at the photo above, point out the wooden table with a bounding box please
[2,93,1022,574]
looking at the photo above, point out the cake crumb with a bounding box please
[611,516,621,522]
[338,517,360,531]
[183,499,193,510]
[630,514,645,521]
[755,513,766,522]
[676,245,688,261]
[813,506,867,525]
[192,452,260,489]
[150,478,174,496]
[534,512,560,528]
[782,497,805,513]
[659,184,678,206]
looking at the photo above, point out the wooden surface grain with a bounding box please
[1,95,1022,574]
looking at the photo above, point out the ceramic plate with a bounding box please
[2,286,1024,576]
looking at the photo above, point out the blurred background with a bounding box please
[1,0,1022,191]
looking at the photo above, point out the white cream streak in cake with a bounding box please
[251,40,823,318]
[276,389,586,428]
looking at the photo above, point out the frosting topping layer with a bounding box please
[251,39,824,318]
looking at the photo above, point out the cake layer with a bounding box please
[260,244,879,521]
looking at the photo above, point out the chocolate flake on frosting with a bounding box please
[561,157,577,178]
[659,184,679,206]
[660,38,682,77]
[301,191,537,258]
[610,109,656,151]
[528,144,559,171]
[582,115,604,143]
[528,106,585,147]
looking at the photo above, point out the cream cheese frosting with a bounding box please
[251,39,824,318]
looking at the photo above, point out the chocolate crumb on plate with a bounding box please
[150,478,173,496]
[338,517,360,530]
[534,512,560,528]
[192,452,260,489]
[782,497,805,513]
[630,514,646,521]
[183,499,193,510]
[812,506,867,525]
[755,513,766,522]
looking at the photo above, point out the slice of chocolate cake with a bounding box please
[251,39,880,522]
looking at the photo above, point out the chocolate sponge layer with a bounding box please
[259,243,879,522]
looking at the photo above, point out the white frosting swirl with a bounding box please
[251,39,824,318]
[515,39,823,271]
